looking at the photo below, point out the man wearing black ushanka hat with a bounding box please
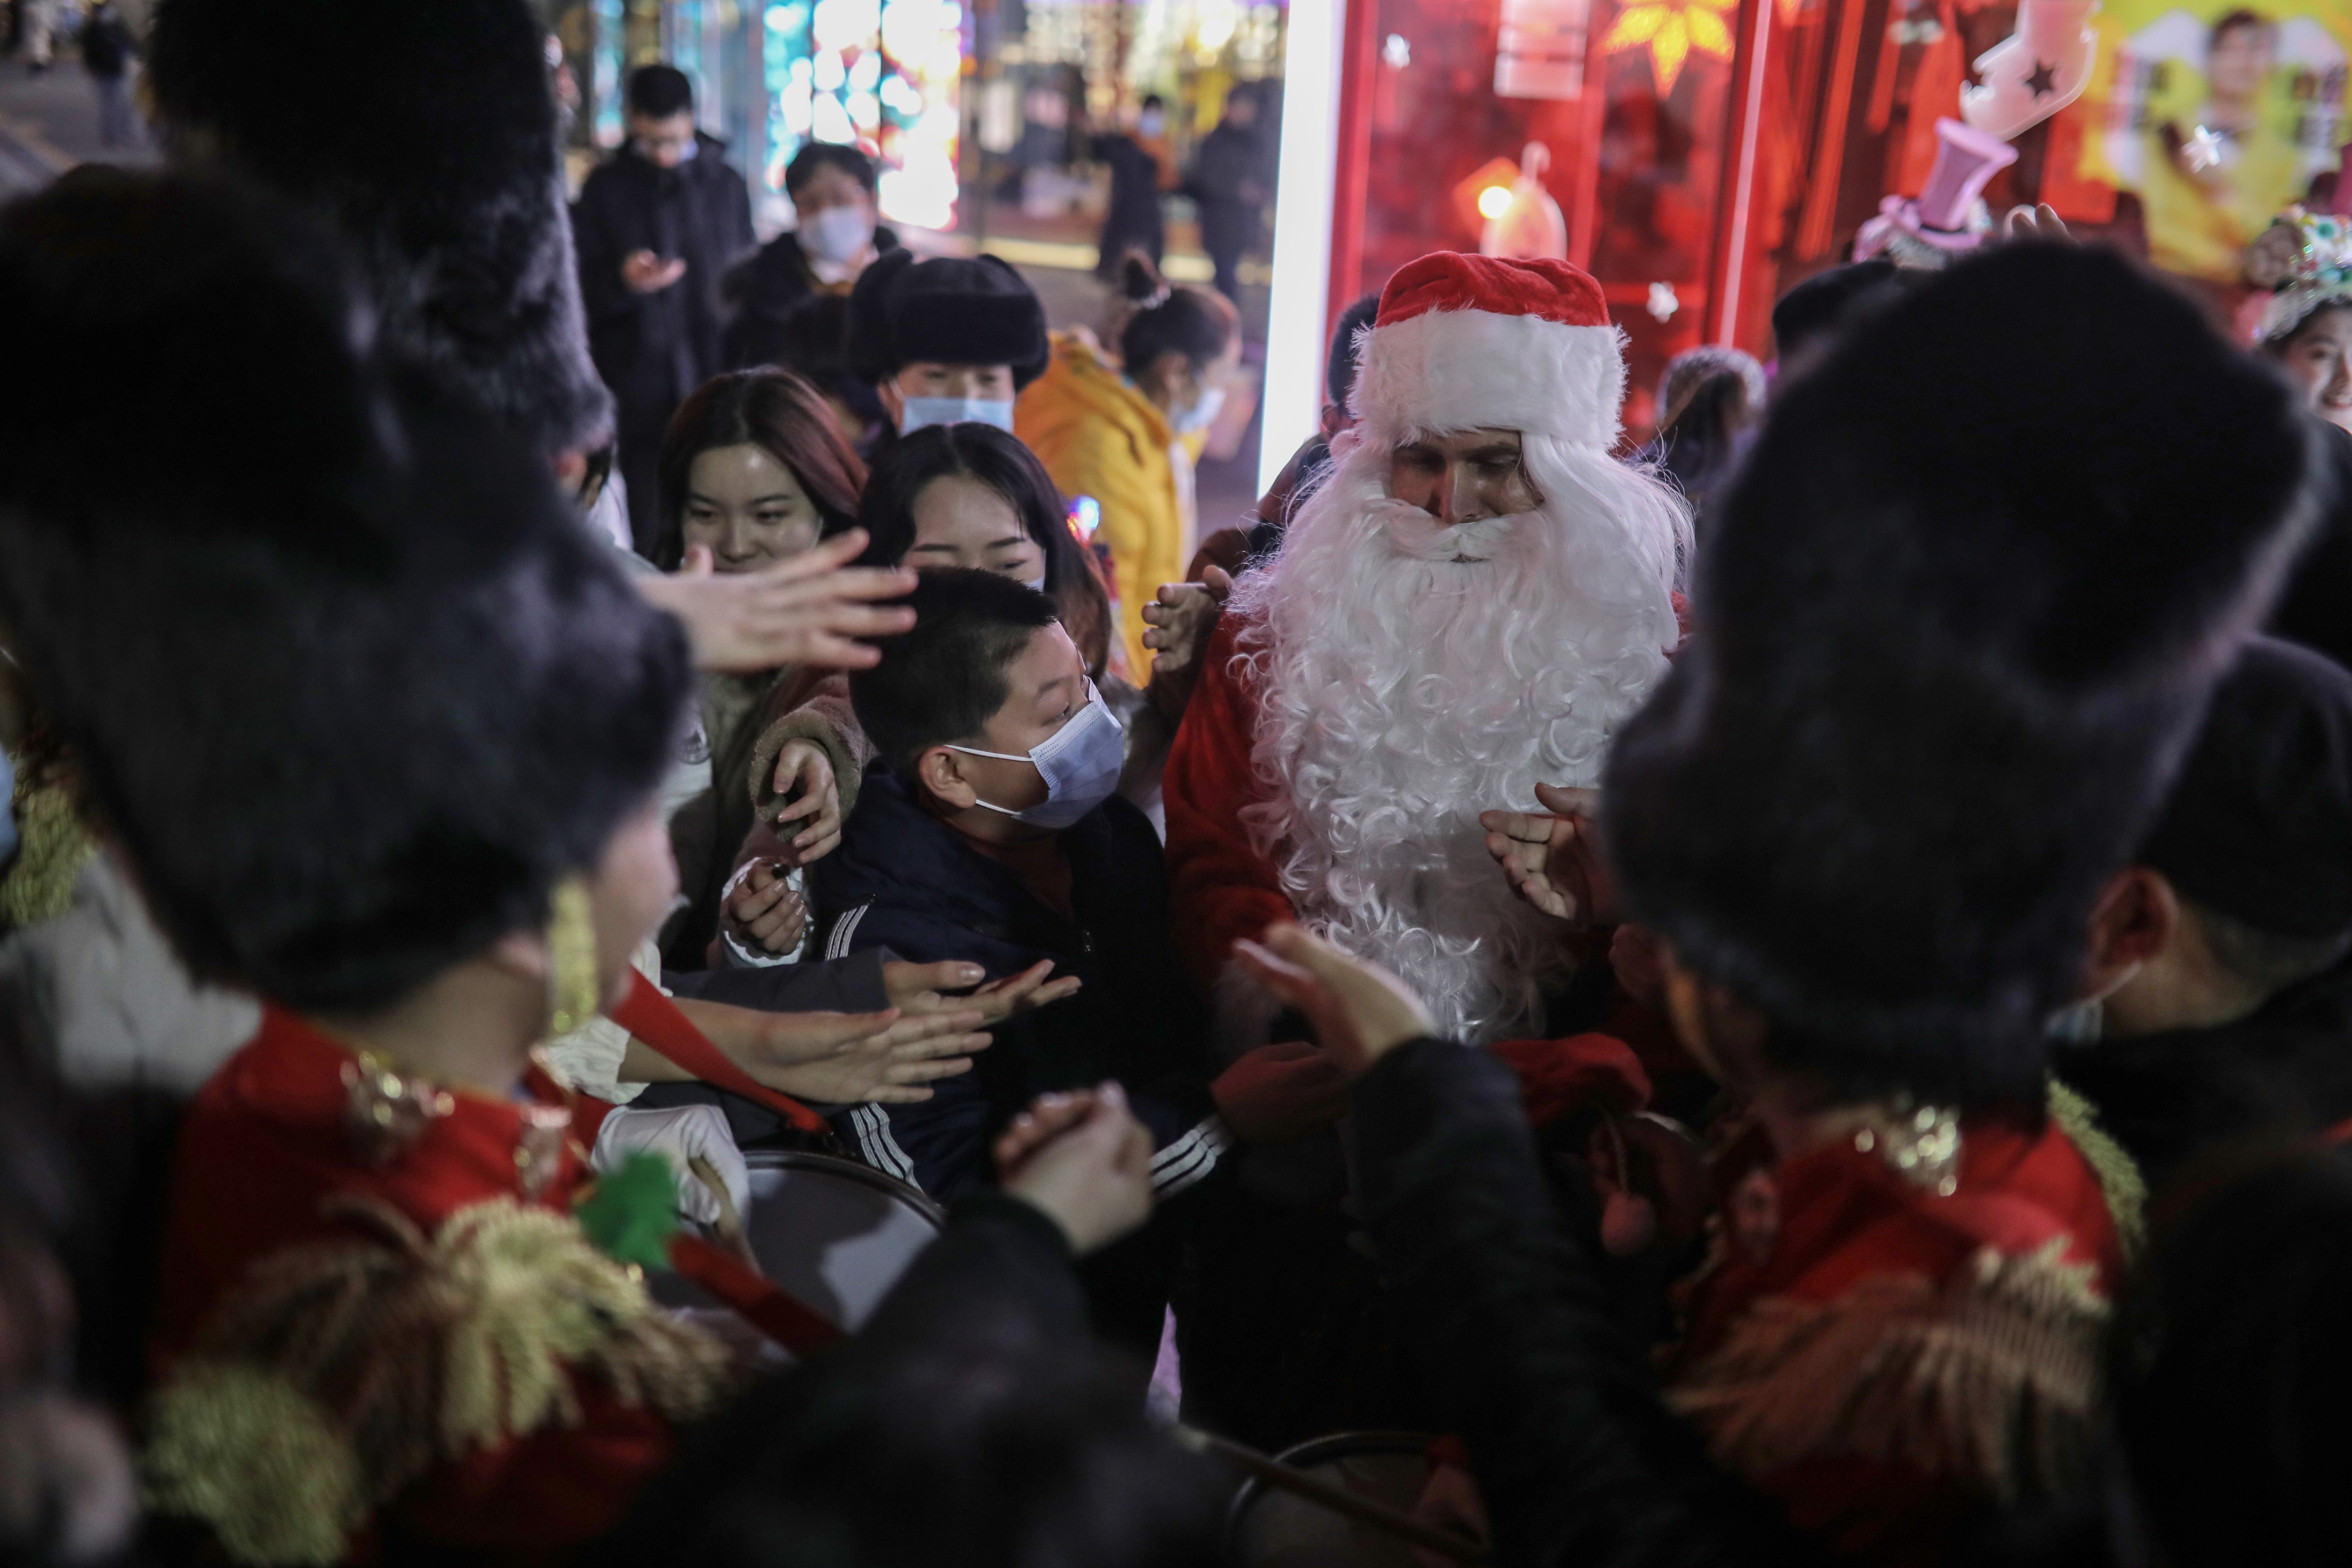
[846,248,1051,436]
[2057,635,2352,1196]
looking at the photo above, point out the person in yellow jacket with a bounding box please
[1017,255,1239,673]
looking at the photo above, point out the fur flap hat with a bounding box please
[147,0,612,457]
[1603,243,2318,1110]
[0,173,690,1013]
[845,248,1050,389]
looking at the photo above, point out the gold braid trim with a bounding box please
[2046,1076,2147,1261]
[0,776,97,929]
[144,1194,732,1566]
[1667,1240,2109,1503]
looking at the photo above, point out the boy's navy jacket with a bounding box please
[807,762,1228,1201]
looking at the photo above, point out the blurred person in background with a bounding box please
[1093,94,1175,276]
[575,64,757,555]
[1017,254,1238,677]
[80,0,136,148]
[724,142,894,372]
[1192,290,1378,579]
[1646,345,1765,539]
[1185,85,1272,305]
[762,293,889,455]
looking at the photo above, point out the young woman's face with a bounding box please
[2278,308,2352,433]
[678,443,824,573]
[905,474,1049,587]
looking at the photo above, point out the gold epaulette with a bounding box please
[1667,1238,2108,1503]
[145,1194,732,1566]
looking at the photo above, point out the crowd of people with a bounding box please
[4,2,2352,1567]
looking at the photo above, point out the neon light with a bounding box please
[1260,0,1348,495]
[1716,0,1772,344]
[1602,0,1736,95]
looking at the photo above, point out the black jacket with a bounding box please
[2054,959,2352,1197]
[806,763,1221,1202]
[573,134,756,434]
[721,223,898,371]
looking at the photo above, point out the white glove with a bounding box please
[590,1104,751,1230]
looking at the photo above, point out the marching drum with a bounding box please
[1228,1432,1440,1568]
[653,1149,944,1333]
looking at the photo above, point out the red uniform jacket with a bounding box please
[150,1008,708,1564]
[1666,1113,2122,1564]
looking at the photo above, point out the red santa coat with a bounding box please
[1163,611,1290,994]
[149,1007,726,1565]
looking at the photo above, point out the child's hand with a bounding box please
[723,858,806,955]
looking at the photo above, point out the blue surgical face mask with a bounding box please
[1172,384,1226,436]
[899,396,1016,435]
[946,680,1125,830]
[1139,108,1167,136]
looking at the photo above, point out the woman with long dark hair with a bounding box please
[654,369,868,965]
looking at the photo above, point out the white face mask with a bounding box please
[900,396,1016,434]
[801,202,875,264]
[946,680,1126,830]
[1019,572,1048,593]
[1172,384,1226,436]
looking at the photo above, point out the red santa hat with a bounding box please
[1349,251,1628,449]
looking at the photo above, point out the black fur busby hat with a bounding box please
[1604,243,2318,1110]
[147,0,612,458]
[845,248,1051,390]
[0,173,690,1013]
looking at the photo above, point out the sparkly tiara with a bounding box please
[2249,206,2352,344]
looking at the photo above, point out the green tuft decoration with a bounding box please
[574,1150,680,1270]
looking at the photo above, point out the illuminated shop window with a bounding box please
[763,0,965,230]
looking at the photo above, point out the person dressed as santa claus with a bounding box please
[1165,251,1689,1053]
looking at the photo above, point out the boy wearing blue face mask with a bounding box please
[811,569,1347,1354]
[844,250,1051,438]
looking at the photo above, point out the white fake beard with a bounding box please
[1228,432,1686,1043]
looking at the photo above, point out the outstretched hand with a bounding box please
[692,999,992,1104]
[1479,783,1619,926]
[883,958,1084,1025]
[994,1083,1156,1255]
[1230,924,1434,1078]
[636,528,917,673]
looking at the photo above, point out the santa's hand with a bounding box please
[636,529,917,673]
[592,1104,750,1229]
[1210,1040,1350,1143]
[1231,924,1435,1076]
[1479,784,1618,925]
